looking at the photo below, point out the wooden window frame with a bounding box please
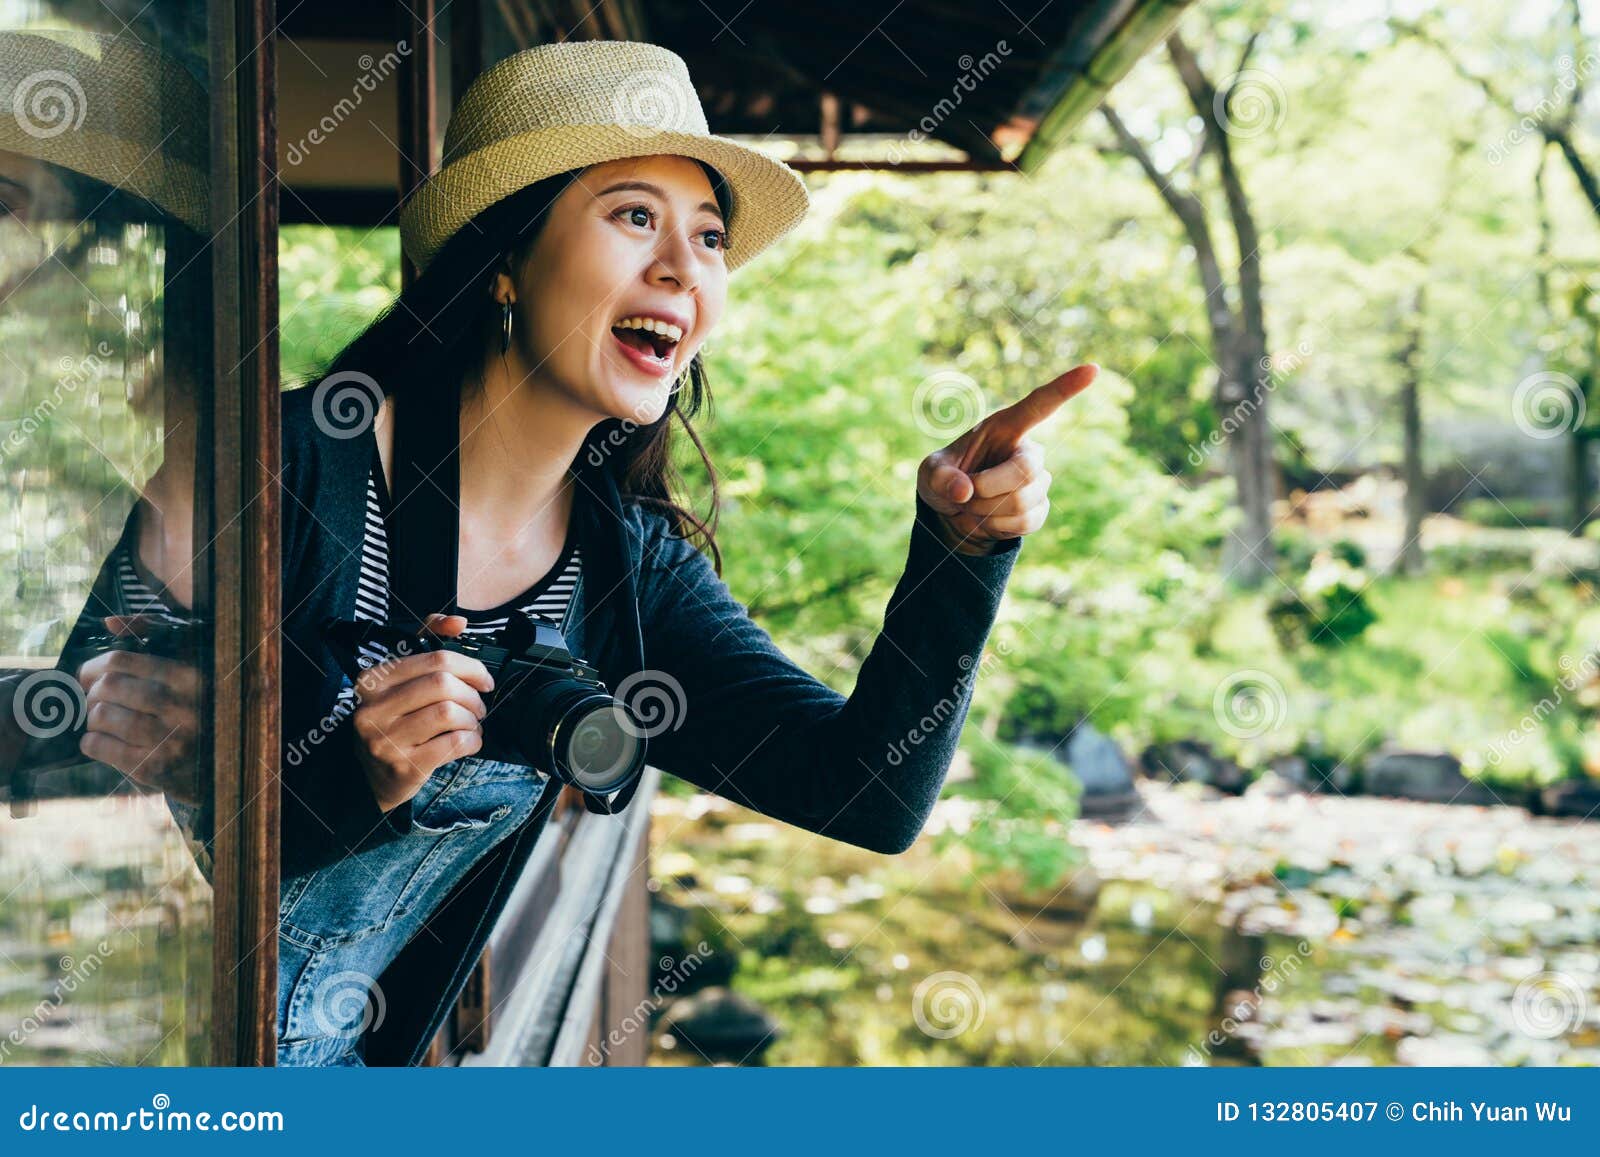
[205,0,280,1066]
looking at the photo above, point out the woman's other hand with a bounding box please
[916,364,1099,556]
[76,614,203,804]
[350,613,495,812]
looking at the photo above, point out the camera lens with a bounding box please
[552,693,644,795]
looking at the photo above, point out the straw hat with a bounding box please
[399,40,809,274]
[0,28,208,232]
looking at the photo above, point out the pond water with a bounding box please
[646,783,1600,1066]
[0,795,212,1066]
[4,780,1593,1068]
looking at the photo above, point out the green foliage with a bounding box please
[1267,552,1379,651]
[940,741,1081,892]
[278,225,402,382]
[1276,526,1367,573]
[1457,496,1567,529]
[0,219,167,654]
[1327,539,1368,569]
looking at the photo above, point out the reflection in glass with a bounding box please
[0,10,214,1065]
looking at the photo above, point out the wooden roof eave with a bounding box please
[1015,0,1193,174]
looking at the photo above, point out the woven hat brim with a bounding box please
[0,30,209,232]
[399,126,810,274]
[0,122,208,231]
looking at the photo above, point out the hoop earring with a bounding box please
[500,300,513,354]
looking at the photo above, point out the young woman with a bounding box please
[270,40,1094,1065]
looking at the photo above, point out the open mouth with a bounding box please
[610,315,683,367]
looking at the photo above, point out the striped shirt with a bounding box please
[104,459,582,715]
[112,552,187,620]
[336,456,581,712]
[97,527,191,630]
[108,550,188,624]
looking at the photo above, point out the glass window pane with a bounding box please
[0,0,216,1066]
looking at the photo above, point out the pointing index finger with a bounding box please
[994,364,1098,440]
[956,363,1099,474]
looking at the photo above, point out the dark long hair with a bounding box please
[311,164,728,573]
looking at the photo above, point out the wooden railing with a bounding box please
[431,767,659,1067]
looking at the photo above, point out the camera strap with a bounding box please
[388,375,462,624]
[386,377,645,817]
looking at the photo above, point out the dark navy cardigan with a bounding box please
[287,384,1023,1062]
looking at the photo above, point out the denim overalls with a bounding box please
[275,754,549,1066]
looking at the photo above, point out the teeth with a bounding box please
[614,315,683,344]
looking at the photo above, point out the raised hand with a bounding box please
[916,364,1099,555]
[76,614,203,804]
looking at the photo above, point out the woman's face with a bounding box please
[507,153,730,427]
[0,150,75,297]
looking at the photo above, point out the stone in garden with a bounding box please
[1246,769,1305,798]
[1540,779,1600,820]
[657,987,781,1062]
[1061,724,1134,792]
[1395,1033,1495,1066]
[1015,730,1143,821]
[1363,749,1499,805]
[649,894,736,992]
[1063,724,1143,820]
[992,861,1103,924]
[650,893,691,958]
[1139,739,1248,794]
[1268,754,1313,790]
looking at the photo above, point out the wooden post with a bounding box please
[208,0,281,1067]
[398,0,437,288]
[598,827,652,1065]
[454,951,493,1052]
[821,90,840,160]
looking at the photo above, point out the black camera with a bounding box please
[6,614,206,817]
[69,613,205,666]
[322,611,647,804]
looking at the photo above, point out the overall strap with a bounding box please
[386,377,461,625]
[384,379,648,815]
